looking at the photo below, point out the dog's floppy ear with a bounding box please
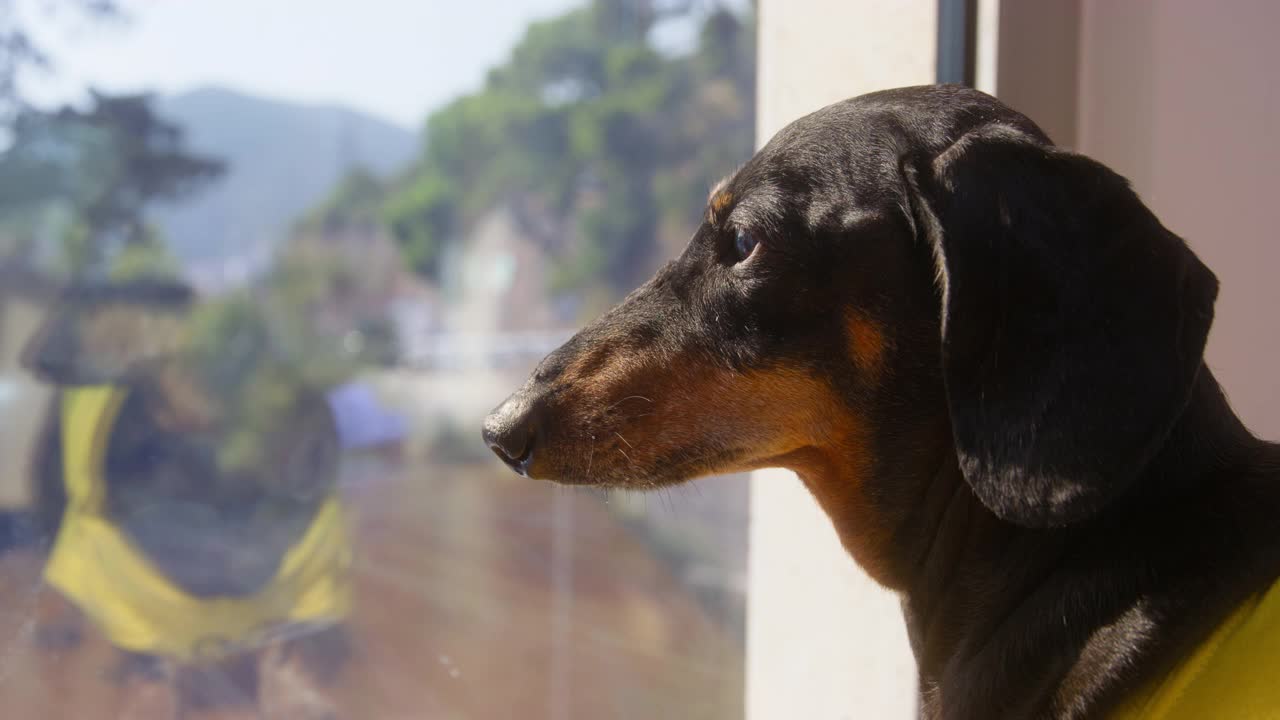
[905,125,1218,527]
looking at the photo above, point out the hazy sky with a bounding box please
[18,0,592,128]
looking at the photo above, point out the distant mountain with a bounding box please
[147,87,418,276]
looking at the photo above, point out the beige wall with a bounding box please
[992,0,1280,440]
[990,0,1082,147]
[1077,0,1280,440]
[748,3,935,718]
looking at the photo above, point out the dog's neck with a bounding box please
[797,369,1273,718]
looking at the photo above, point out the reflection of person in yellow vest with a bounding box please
[43,384,352,664]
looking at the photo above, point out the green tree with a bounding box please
[54,93,223,275]
[109,233,179,280]
[0,94,223,277]
[380,0,755,301]
[0,0,122,125]
[2,1,222,278]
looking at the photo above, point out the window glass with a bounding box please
[0,1,754,716]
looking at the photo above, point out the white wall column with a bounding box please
[748,4,937,718]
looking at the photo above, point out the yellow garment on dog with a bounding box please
[43,386,352,663]
[1109,577,1280,719]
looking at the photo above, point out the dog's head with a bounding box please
[484,85,1217,574]
[22,279,194,386]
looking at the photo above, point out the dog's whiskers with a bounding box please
[661,487,676,514]
[605,395,654,411]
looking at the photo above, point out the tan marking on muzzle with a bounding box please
[538,346,897,582]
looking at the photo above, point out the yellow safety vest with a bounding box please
[43,386,352,663]
[1109,577,1280,719]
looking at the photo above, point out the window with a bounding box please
[0,1,753,716]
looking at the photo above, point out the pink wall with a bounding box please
[1078,0,1280,439]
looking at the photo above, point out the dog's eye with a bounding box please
[733,230,759,262]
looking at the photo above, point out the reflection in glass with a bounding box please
[0,1,754,717]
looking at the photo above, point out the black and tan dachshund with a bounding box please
[485,85,1280,718]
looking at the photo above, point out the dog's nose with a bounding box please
[482,393,539,476]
